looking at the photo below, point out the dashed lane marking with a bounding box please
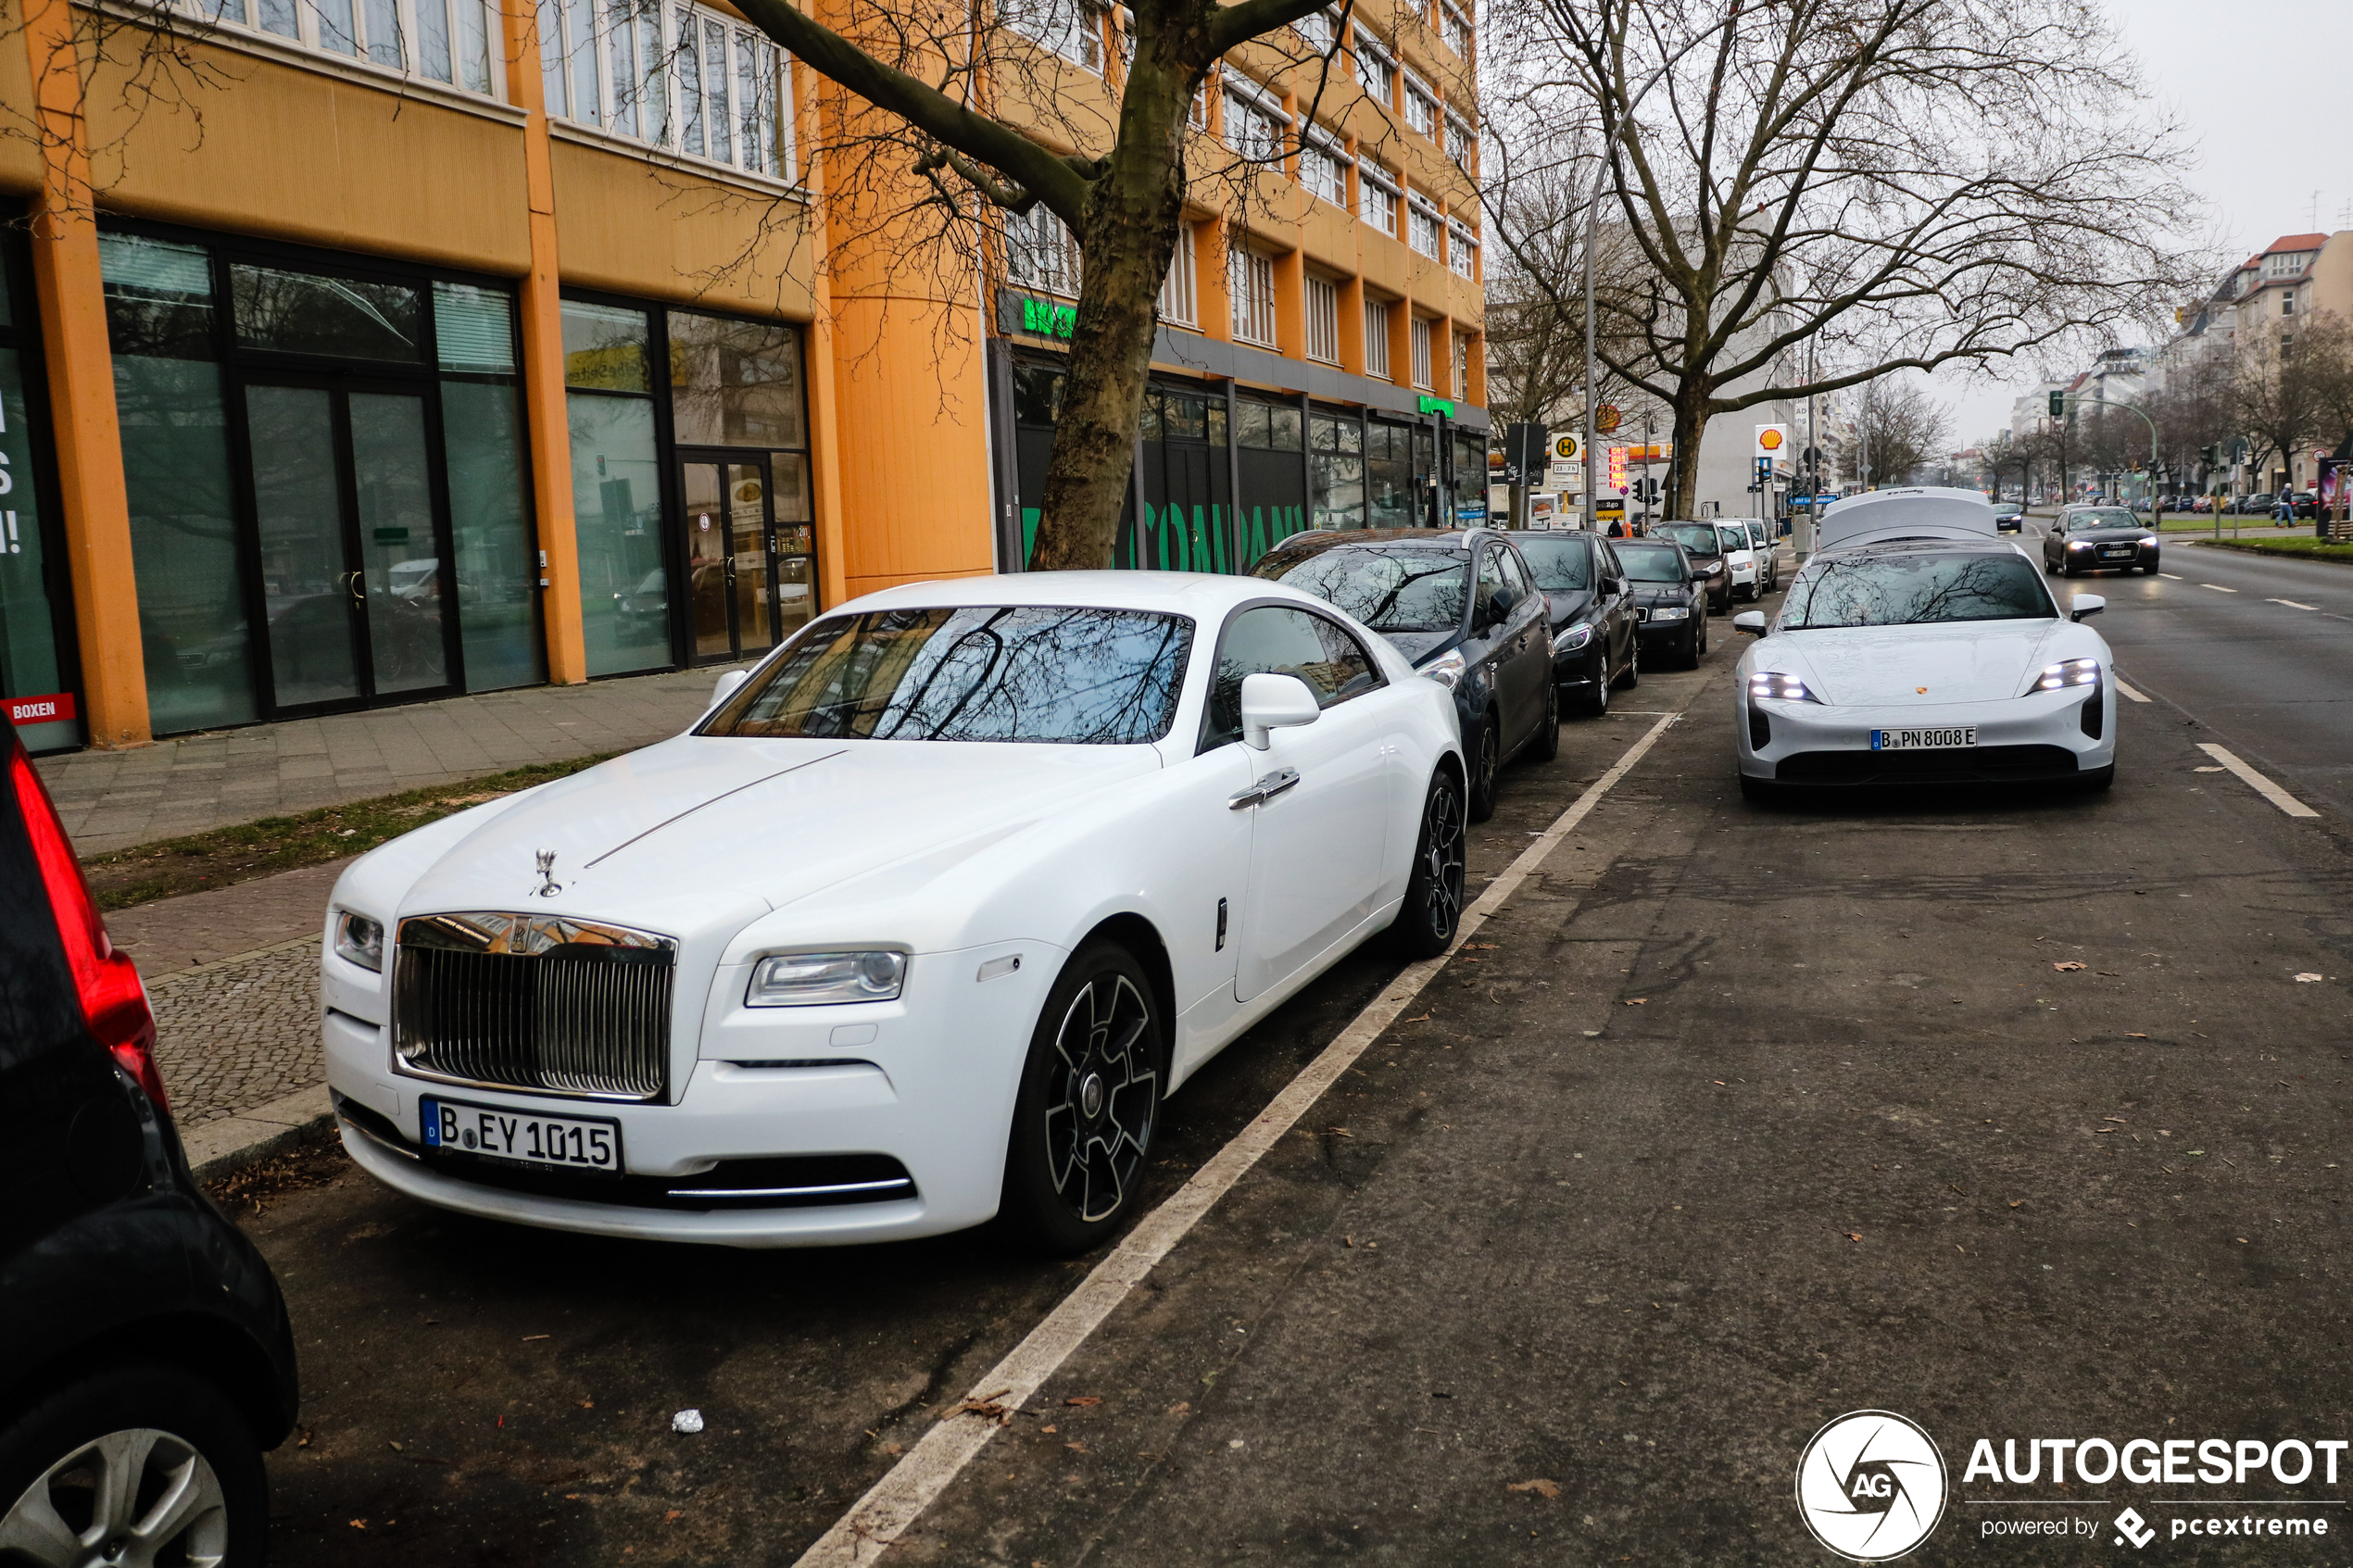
[790,702,1703,1566]
[2269,598,2321,610]
[2113,679,2150,704]
[2197,744,2321,820]
[2199,583,2238,593]
[2159,572,2183,580]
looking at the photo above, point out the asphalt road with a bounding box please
[230,557,2353,1565]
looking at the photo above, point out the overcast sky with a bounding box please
[1931,0,2353,447]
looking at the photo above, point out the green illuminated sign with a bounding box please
[1416,395,1454,416]
[1019,295,1077,339]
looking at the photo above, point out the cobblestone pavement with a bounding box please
[38,661,748,857]
[148,945,321,1127]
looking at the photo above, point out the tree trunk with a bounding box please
[1668,386,1711,521]
[1025,49,1193,571]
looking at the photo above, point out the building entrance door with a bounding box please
[678,452,816,663]
[242,380,458,715]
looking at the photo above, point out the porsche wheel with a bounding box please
[1001,942,1164,1255]
[0,1363,265,1568]
[1467,710,1502,822]
[1528,680,1560,760]
[1383,766,1466,960]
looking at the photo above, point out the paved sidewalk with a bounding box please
[39,662,746,857]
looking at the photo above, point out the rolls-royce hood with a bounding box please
[393,736,1162,935]
[1781,622,2061,706]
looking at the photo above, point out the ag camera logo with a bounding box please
[1796,1411,1948,1560]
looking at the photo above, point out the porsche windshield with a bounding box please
[1782,551,2055,628]
[1263,546,1468,632]
[703,606,1193,743]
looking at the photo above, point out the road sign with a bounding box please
[1755,424,1788,458]
[1595,405,1622,433]
[1554,433,1581,462]
[1501,423,1548,487]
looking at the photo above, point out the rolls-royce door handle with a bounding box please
[1227,767,1302,810]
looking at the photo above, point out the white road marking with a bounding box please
[2200,583,2238,593]
[2113,679,2150,704]
[2159,573,2183,580]
[2269,598,2320,610]
[2197,744,2321,819]
[791,706,1696,1566]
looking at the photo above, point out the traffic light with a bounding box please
[2200,445,2218,466]
[2049,390,2066,419]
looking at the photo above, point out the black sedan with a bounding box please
[0,728,301,1560]
[2043,506,2159,576]
[1993,507,2024,533]
[1513,531,1639,716]
[1613,536,1713,668]
[1252,527,1556,821]
[1651,521,1735,611]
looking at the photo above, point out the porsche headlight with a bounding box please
[1556,622,1593,652]
[2035,658,2101,691]
[1747,671,1821,704]
[1421,648,1468,688]
[747,950,907,1007]
[333,909,384,972]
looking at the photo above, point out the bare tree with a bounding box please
[2233,312,2353,493]
[1848,379,1948,486]
[1485,0,2203,518]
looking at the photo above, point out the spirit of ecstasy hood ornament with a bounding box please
[533,850,563,898]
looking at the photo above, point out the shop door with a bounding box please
[678,453,805,664]
[242,381,457,715]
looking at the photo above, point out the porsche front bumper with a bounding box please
[1737,684,2114,785]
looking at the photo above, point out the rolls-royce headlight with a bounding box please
[1556,621,1593,652]
[333,909,384,972]
[747,950,907,1007]
[2035,658,2101,691]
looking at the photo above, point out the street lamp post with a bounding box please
[2058,395,2162,528]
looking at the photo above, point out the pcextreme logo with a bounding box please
[1796,1411,1949,1561]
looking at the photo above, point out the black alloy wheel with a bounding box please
[1001,942,1164,1254]
[1580,663,1610,717]
[1529,677,1561,760]
[1384,767,1467,959]
[0,1362,267,1568]
[1686,613,1709,669]
[1616,641,1640,690]
[1467,710,1502,822]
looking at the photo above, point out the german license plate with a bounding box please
[421,1096,622,1173]
[1872,727,1976,751]
[2100,546,2134,558]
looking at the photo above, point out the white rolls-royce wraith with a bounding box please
[321,572,1466,1252]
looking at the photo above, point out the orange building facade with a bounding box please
[0,0,1482,754]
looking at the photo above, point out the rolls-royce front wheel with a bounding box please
[1001,941,1164,1255]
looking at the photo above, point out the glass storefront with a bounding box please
[563,301,666,678]
[1309,408,1365,532]
[101,228,540,734]
[0,232,79,753]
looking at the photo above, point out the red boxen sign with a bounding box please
[8,693,77,727]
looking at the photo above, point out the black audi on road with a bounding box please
[2042,506,2159,576]
[1613,535,1715,668]
[1512,531,1640,716]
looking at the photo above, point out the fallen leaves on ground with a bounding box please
[2296,972,2325,983]
[1625,997,1648,1006]
[1508,1479,1562,1499]
[1063,1397,1103,1408]
[1842,1232,1863,1242]
[2052,960,2088,972]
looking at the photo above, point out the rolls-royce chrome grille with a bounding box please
[393,913,676,1101]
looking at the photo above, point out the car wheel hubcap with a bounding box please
[0,1428,229,1568]
[1422,778,1466,939]
[1042,974,1156,1224]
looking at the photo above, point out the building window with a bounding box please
[1007,0,1102,70]
[1230,246,1277,346]
[1225,87,1284,164]
[1158,226,1198,328]
[538,0,793,178]
[1294,6,1335,56]
[1311,411,1365,529]
[1365,296,1392,379]
[172,0,501,96]
[1453,333,1470,398]
[1008,205,1081,296]
[1448,220,1477,279]
[1442,3,1472,57]
[1403,71,1436,135]
[1300,138,1345,205]
[1408,199,1442,260]
[1444,113,1474,166]
[2284,291,2296,316]
[1354,29,1394,104]
[1361,167,1400,236]
[1306,275,1340,364]
[1410,316,1432,389]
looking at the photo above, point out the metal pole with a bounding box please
[1583,181,1599,533]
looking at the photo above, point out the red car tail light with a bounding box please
[8,743,168,1110]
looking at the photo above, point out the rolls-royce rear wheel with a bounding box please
[1000,941,1164,1255]
[1382,766,1467,960]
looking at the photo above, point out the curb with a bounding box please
[183,1084,336,1185]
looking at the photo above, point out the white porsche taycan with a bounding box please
[1731,488,2116,797]
[319,573,1466,1252]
